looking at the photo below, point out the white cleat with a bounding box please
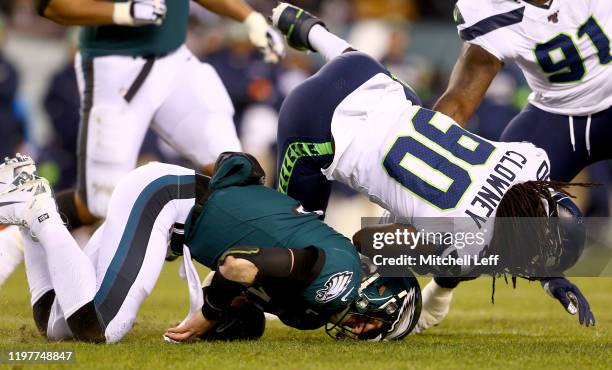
[0,154,37,194]
[0,177,55,229]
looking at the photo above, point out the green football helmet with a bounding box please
[326,264,422,341]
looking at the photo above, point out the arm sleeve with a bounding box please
[218,246,323,285]
[202,246,324,320]
[454,0,524,62]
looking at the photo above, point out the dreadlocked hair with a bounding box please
[487,181,593,303]
[489,181,592,277]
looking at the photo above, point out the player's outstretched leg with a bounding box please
[272,2,351,60]
[0,171,102,342]
[274,5,421,213]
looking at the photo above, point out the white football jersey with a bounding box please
[455,0,612,115]
[322,73,550,258]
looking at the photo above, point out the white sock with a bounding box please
[308,25,352,61]
[0,226,24,287]
[22,230,53,305]
[33,214,96,318]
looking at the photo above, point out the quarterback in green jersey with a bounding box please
[0,153,421,343]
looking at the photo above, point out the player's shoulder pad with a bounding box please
[455,0,526,41]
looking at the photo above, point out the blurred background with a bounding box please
[0,0,609,239]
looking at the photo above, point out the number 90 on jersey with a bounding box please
[383,108,496,210]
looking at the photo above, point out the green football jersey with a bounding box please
[79,0,189,58]
[184,156,361,315]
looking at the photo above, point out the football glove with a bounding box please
[413,279,453,333]
[542,277,595,327]
[244,12,286,64]
[113,0,167,27]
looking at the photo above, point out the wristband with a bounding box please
[244,12,268,35]
[112,2,134,26]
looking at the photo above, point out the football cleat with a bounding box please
[271,2,327,52]
[0,177,55,229]
[0,154,37,194]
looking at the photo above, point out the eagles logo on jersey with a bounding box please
[315,272,354,303]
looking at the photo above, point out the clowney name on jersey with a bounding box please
[322,72,551,260]
[455,0,612,116]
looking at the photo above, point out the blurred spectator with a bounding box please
[0,0,16,17]
[202,23,283,132]
[10,0,63,37]
[354,0,418,21]
[470,64,530,141]
[38,30,80,190]
[0,16,25,159]
[193,20,317,184]
[380,26,436,103]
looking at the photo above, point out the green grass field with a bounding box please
[0,265,610,370]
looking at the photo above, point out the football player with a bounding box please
[429,0,610,331]
[34,0,285,228]
[0,153,421,343]
[0,0,285,291]
[271,3,595,332]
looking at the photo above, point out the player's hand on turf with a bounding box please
[164,310,217,342]
[244,12,286,64]
[114,0,167,26]
[542,277,595,327]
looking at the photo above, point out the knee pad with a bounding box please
[87,104,143,166]
[83,105,144,218]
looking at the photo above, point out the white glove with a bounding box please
[413,279,454,334]
[113,0,167,27]
[244,12,286,64]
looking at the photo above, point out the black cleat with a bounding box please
[271,2,327,52]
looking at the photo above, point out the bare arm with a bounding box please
[194,0,253,22]
[42,0,114,25]
[165,247,319,342]
[433,43,503,127]
[40,0,165,27]
[164,257,255,342]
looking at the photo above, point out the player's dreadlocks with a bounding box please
[487,180,592,300]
